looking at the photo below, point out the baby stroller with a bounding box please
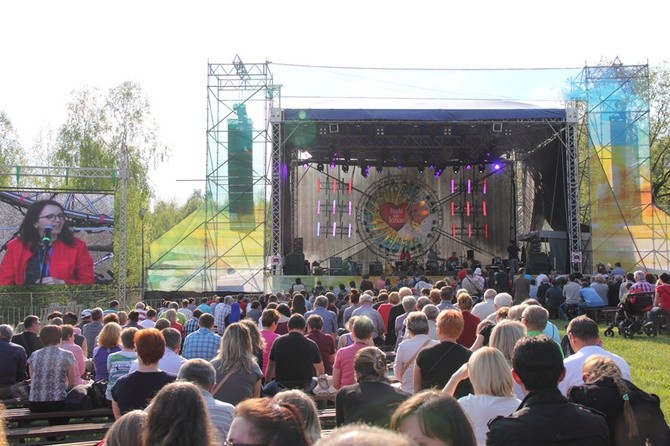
[604,292,656,339]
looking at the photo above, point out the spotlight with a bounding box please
[361,166,370,178]
[418,165,425,174]
[317,163,324,172]
[342,165,349,173]
[466,165,472,170]
[453,165,460,174]
[376,165,383,174]
[397,164,402,170]
[493,163,501,171]
[434,169,442,178]
[478,164,485,173]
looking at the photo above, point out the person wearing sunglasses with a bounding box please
[0,199,95,285]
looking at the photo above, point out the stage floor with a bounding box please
[266,274,457,295]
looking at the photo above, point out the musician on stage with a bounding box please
[399,248,412,271]
[0,200,95,285]
[447,252,459,263]
[425,248,443,273]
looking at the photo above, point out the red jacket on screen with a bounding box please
[0,237,95,285]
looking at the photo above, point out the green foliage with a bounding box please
[649,65,670,209]
[0,111,26,186]
[150,189,205,240]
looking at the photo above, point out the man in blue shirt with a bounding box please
[578,280,605,314]
[182,313,222,361]
[304,295,338,340]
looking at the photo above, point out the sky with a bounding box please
[0,0,666,205]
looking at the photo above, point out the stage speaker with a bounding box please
[292,238,304,254]
[466,250,475,260]
[284,253,306,275]
[369,261,383,276]
[330,257,342,270]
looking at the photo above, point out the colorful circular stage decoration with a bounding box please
[356,177,443,259]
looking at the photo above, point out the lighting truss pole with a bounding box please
[565,119,582,274]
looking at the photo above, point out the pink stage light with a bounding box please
[467,179,471,194]
[316,222,321,237]
[450,201,455,216]
[332,222,337,237]
[348,223,352,238]
[483,179,487,194]
[348,180,352,194]
[468,223,472,238]
[332,200,337,214]
[332,179,337,193]
[482,201,487,216]
[452,223,456,238]
[451,179,455,194]
[317,179,321,193]
[466,201,471,217]
[317,200,321,214]
[348,201,352,216]
[484,223,489,238]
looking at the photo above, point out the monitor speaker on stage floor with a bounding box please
[292,238,304,254]
[467,250,474,261]
[369,261,382,276]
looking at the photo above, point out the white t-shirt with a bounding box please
[458,393,521,446]
[559,345,631,395]
[393,334,439,393]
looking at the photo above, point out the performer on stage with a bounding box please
[399,248,412,271]
[0,200,95,285]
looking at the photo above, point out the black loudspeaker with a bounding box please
[292,238,304,254]
[467,250,475,260]
[330,257,342,269]
[284,253,306,275]
[369,261,383,276]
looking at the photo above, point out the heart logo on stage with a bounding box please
[380,202,408,231]
[409,201,430,225]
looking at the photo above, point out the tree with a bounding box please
[0,111,26,186]
[649,64,670,209]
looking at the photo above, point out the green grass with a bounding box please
[551,318,670,422]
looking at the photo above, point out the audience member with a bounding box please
[227,397,310,446]
[272,389,322,444]
[210,322,262,405]
[138,308,157,329]
[472,288,497,320]
[486,336,609,445]
[333,315,374,389]
[456,293,480,347]
[568,355,669,446]
[414,309,472,397]
[0,324,26,398]
[182,313,221,361]
[559,316,630,395]
[106,327,138,401]
[394,312,438,394]
[59,325,87,386]
[260,308,280,376]
[102,409,146,446]
[336,346,409,427]
[305,295,339,339]
[11,315,42,359]
[390,389,476,446]
[318,423,418,446]
[306,315,336,375]
[83,308,104,357]
[92,322,122,381]
[143,381,217,446]
[177,359,235,443]
[442,347,520,445]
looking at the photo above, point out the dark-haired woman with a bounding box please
[0,199,95,285]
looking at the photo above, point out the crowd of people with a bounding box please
[1,264,669,445]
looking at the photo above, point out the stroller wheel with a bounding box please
[604,328,614,337]
[643,322,658,337]
[622,327,633,339]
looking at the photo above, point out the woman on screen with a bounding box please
[0,199,95,285]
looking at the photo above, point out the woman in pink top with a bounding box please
[333,315,374,389]
[259,308,280,376]
[60,324,88,385]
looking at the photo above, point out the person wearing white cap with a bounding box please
[462,267,486,300]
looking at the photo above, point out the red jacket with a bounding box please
[0,237,95,285]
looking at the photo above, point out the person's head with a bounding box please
[287,313,307,331]
[291,294,307,313]
[312,295,327,309]
[0,324,14,340]
[440,286,454,303]
[144,381,216,446]
[272,390,321,445]
[154,318,170,331]
[398,287,413,299]
[401,295,417,313]
[39,325,62,346]
[47,311,63,321]
[168,301,180,310]
[239,319,265,351]
[136,302,146,310]
[120,327,138,350]
[388,291,401,305]
[49,317,63,326]
[489,320,526,366]
[23,315,41,332]
[359,293,373,306]
[482,288,496,301]
[109,300,119,310]
[103,410,147,446]
[390,390,477,446]
[165,309,178,324]
[316,424,417,446]
[633,270,646,282]
[261,308,280,329]
[196,313,213,329]
[307,314,324,332]
[507,305,525,321]
[228,397,309,446]
[134,328,165,366]
[146,308,157,320]
[422,304,439,322]
[468,347,514,397]
[97,322,122,349]
[406,311,429,336]
[352,315,374,341]
[354,346,388,383]
[495,306,509,321]
[215,322,254,372]
[276,303,291,319]
[566,316,600,350]
[493,293,513,309]
[659,272,670,285]
[19,199,74,249]
[63,312,78,326]
[103,313,120,325]
[177,358,217,391]
[457,293,473,311]
[80,309,92,321]
[521,305,548,331]
[161,328,182,351]
[436,309,464,340]
[580,354,639,439]
[512,335,564,392]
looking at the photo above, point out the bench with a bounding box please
[1,406,113,423]
[5,421,113,442]
[586,306,619,325]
